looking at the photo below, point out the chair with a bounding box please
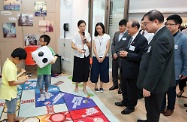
[24,46,39,65]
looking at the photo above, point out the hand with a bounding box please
[18,75,29,83]
[99,57,104,63]
[180,75,187,80]
[20,69,26,74]
[143,88,151,97]
[119,50,128,57]
[77,48,85,54]
[113,53,117,59]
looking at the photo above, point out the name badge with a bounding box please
[174,45,178,49]
[129,45,135,51]
[147,46,151,53]
[122,37,126,40]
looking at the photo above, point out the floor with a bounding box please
[87,76,187,122]
[0,74,119,122]
[1,65,187,122]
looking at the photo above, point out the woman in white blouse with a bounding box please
[90,22,110,93]
[71,20,91,94]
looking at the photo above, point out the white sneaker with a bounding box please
[45,92,51,99]
[40,94,45,101]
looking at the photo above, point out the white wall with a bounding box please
[129,0,187,14]
[129,0,187,21]
[59,0,89,74]
[0,0,60,70]
[58,0,187,74]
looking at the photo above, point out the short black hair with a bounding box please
[141,17,144,21]
[166,14,182,25]
[119,19,127,26]
[11,48,27,60]
[77,20,86,27]
[94,22,105,36]
[143,10,164,23]
[40,35,50,45]
[131,20,140,29]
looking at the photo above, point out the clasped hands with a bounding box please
[96,57,104,63]
[119,50,128,57]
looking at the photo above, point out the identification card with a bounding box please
[122,37,127,41]
[129,45,135,51]
[174,45,178,49]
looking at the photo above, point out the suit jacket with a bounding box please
[137,26,175,94]
[111,31,129,58]
[121,33,148,80]
[174,32,187,80]
[182,28,187,35]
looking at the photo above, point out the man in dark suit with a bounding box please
[137,10,175,122]
[109,19,128,93]
[115,20,148,114]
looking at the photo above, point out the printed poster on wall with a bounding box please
[4,0,20,10]
[24,34,39,46]
[18,14,33,26]
[3,23,16,38]
[34,1,47,16]
[39,20,53,32]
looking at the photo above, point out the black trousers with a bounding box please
[161,85,176,111]
[145,92,165,122]
[112,58,122,87]
[121,77,138,109]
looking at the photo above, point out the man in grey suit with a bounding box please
[109,19,128,92]
[137,10,175,122]
[161,14,187,116]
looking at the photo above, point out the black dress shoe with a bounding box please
[121,108,134,114]
[109,85,118,90]
[137,119,147,122]
[118,89,122,94]
[176,90,184,97]
[115,101,127,107]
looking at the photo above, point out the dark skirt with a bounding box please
[72,56,90,82]
[90,56,109,83]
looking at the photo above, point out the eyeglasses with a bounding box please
[165,23,176,26]
[142,21,152,26]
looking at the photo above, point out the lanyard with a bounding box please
[98,36,103,46]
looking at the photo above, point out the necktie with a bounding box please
[127,37,133,48]
[142,30,145,36]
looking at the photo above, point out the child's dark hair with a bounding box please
[11,48,27,60]
[40,35,50,45]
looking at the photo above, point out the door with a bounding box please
[88,0,128,67]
